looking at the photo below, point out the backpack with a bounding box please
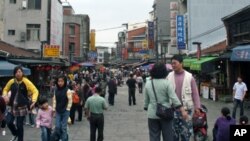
[72,91,80,104]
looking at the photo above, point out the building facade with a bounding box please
[187,0,250,52]
[0,0,4,40]
[2,0,63,54]
[63,5,90,62]
[96,46,109,64]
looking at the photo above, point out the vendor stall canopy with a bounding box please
[0,61,31,77]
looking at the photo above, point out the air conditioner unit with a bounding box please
[20,32,26,41]
[22,1,27,9]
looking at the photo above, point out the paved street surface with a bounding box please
[1,83,250,141]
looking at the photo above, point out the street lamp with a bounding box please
[192,42,202,60]
[82,42,88,61]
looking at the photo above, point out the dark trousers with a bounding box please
[232,98,244,119]
[148,118,173,141]
[90,113,104,141]
[138,83,143,93]
[7,113,25,141]
[128,88,136,105]
[70,103,78,124]
[77,104,83,121]
[108,92,115,105]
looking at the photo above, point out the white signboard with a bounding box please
[50,0,63,49]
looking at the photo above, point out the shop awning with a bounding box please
[190,57,217,71]
[8,59,64,66]
[0,61,31,77]
[183,58,198,68]
[231,45,250,61]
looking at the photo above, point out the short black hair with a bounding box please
[38,96,48,106]
[13,66,24,76]
[221,107,230,117]
[239,115,249,125]
[130,74,133,78]
[150,63,168,79]
[171,55,183,63]
[95,87,102,93]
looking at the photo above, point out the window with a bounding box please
[26,24,40,41]
[69,25,75,35]
[8,30,15,35]
[28,0,41,9]
[69,43,75,53]
[10,0,16,4]
[98,53,103,57]
[99,59,103,63]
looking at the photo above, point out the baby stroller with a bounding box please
[192,104,208,141]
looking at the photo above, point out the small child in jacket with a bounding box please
[36,97,53,141]
[239,115,249,125]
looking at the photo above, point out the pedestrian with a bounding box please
[239,115,248,125]
[70,83,80,124]
[167,55,201,141]
[136,74,143,94]
[52,75,72,141]
[77,83,84,122]
[232,76,247,119]
[126,74,137,106]
[144,62,189,141]
[107,77,117,106]
[84,87,108,141]
[2,66,39,141]
[99,78,108,98]
[213,107,236,141]
[36,97,53,141]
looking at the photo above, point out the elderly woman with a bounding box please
[2,66,38,141]
[144,63,188,141]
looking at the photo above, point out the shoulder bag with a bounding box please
[151,80,174,120]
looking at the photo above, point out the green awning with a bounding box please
[190,57,217,71]
[183,58,198,67]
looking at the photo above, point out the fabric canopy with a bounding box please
[231,45,250,61]
[79,62,95,67]
[183,58,198,68]
[0,61,31,77]
[190,57,217,71]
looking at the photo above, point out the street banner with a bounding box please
[176,15,186,50]
[148,21,154,49]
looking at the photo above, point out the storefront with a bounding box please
[222,5,250,100]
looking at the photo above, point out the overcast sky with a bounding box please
[66,0,154,47]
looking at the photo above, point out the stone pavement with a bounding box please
[1,84,250,141]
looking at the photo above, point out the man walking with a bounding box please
[126,74,137,106]
[107,77,117,106]
[232,76,247,119]
[84,87,108,141]
[167,55,201,141]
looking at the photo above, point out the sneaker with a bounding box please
[10,136,17,141]
[2,129,6,136]
[31,124,35,128]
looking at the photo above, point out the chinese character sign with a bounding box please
[148,21,154,49]
[176,15,186,50]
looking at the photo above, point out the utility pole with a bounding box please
[40,41,47,59]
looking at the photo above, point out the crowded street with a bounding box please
[1,80,249,141]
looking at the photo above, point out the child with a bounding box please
[213,107,236,141]
[239,115,248,125]
[192,105,208,141]
[36,97,53,141]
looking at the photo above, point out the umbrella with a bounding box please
[148,63,173,71]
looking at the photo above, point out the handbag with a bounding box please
[151,80,174,120]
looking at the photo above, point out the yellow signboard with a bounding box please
[43,45,60,58]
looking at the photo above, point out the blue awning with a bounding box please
[231,45,250,61]
[0,61,31,77]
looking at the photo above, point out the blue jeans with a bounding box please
[55,110,70,141]
[40,126,51,141]
[232,98,244,119]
